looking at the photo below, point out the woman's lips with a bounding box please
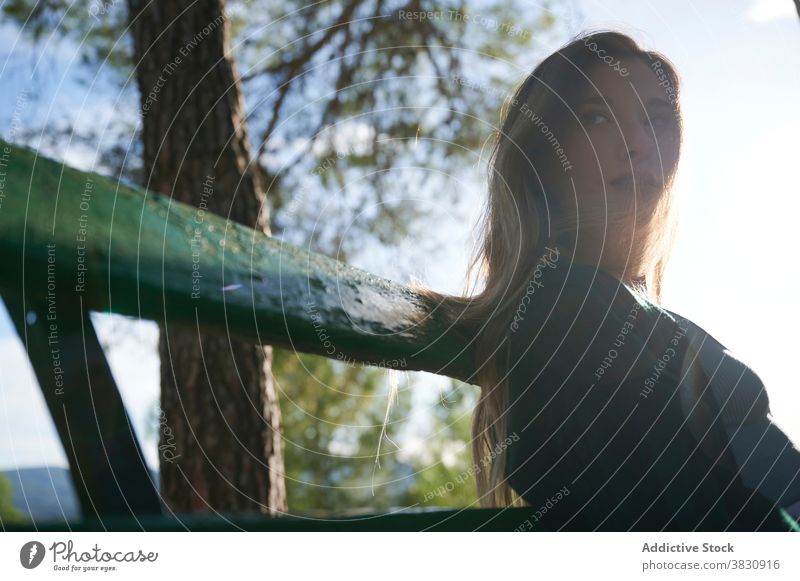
[610,175,631,188]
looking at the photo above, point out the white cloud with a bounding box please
[746,0,796,22]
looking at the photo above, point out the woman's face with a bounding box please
[545,57,680,260]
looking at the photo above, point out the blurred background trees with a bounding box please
[0,475,24,524]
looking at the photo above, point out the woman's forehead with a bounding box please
[579,59,674,108]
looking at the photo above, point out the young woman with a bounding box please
[414,30,800,531]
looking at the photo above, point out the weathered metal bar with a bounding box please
[0,139,475,382]
[1,290,161,517]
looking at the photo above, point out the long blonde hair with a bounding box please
[411,30,684,507]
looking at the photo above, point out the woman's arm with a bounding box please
[675,320,800,519]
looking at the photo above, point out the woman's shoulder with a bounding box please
[515,260,659,316]
[506,260,691,389]
[508,261,674,351]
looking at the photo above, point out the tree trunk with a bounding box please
[127,0,286,514]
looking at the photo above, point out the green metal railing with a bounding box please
[0,139,520,531]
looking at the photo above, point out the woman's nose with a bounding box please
[617,119,655,163]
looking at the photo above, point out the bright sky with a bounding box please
[1,0,799,474]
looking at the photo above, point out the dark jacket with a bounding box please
[504,261,799,531]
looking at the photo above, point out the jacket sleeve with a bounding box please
[679,323,800,519]
[503,264,754,530]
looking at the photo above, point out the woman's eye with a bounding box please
[647,113,673,129]
[581,111,609,125]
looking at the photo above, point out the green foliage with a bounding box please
[400,380,479,509]
[272,347,478,514]
[0,474,25,524]
[273,346,407,512]
[2,0,559,261]
[1,0,132,79]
